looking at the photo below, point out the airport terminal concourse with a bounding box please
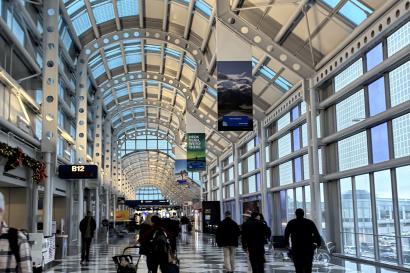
[0,0,409,272]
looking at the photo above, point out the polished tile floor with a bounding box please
[49,232,406,273]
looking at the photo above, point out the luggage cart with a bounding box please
[112,245,141,273]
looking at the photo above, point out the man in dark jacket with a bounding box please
[241,212,267,273]
[284,209,321,273]
[139,216,172,273]
[216,211,240,273]
[79,211,97,265]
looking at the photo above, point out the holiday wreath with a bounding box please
[0,142,47,183]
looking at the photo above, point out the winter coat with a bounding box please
[284,217,321,254]
[241,218,266,254]
[215,217,240,247]
[138,223,152,255]
[79,216,96,238]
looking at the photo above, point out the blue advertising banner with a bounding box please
[217,61,253,131]
[187,133,206,171]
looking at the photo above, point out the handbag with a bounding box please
[166,251,180,273]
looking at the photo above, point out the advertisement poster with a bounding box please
[175,159,188,184]
[187,133,206,171]
[217,61,253,131]
[115,210,130,221]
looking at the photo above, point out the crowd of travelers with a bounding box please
[0,188,322,273]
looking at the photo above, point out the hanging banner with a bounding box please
[186,113,206,172]
[187,133,206,171]
[174,146,188,184]
[216,21,253,131]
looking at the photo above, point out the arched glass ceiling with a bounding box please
[118,134,175,158]
[102,80,186,112]
[121,151,200,203]
[136,186,165,201]
[89,40,197,81]
[117,128,176,144]
[65,0,213,36]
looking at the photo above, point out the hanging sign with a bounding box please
[58,165,98,179]
[216,21,253,131]
[175,159,188,184]
[187,133,206,171]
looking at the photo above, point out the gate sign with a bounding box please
[58,165,98,179]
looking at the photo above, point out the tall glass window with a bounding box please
[355,174,374,258]
[389,61,410,107]
[278,133,292,158]
[279,161,293,186]
[338,131,368,171]
[366,43,383,71]
[368,77,386,116]
[341,178,356,255]
[293,128,301,151]
[301,123,308,147]
[335,59,363,92]
[374,170,397,263]
[293,157,302,182]
[397,165,410,265]
[303,154,310,180]
[287,190,295,221]
[336,90,366,131]
[392,113,410,159]
[277,113,291,131]
[371,123,389,164]
[387,21,410,57]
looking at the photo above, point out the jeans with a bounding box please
[81,237,92,262]
[223,246,236,272]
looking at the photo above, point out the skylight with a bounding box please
[117,0,139,17]
[66,0,84,16]
[253,57,293,91]
[72,10,91,35]
[184,56,197,69]
[92,1,115,24]
[320,0,373,26]
[182,0,212,17]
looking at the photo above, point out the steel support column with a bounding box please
[258,121,269,225]
[233,143,241,224]
[218,157,224,220]
[308,79,322,231]
[41,0,59,237]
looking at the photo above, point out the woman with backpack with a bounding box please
[139,216,173,273]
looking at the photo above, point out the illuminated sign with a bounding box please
[58,165,98,179]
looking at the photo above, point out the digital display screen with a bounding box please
[58,165,98,179]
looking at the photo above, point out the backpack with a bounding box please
[149,229,170,256]
[0,228,21,272]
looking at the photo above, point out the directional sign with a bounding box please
[58,165,98,179]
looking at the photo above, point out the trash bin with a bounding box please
[55,235,68,260]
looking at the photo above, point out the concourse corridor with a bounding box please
[49,233,383,273]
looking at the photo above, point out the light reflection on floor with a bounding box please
[47,233,408,273]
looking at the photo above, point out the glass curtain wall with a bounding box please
[320,21,410,265]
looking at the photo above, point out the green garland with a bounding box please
[0,142,47,183]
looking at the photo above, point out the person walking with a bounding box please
[284,208,321,273]
[241,212,267,273]
[0,192,32,273]
[258,213,272,244]
[139,216,172,273]
[79,211,97,265]
[216,211,240,273]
